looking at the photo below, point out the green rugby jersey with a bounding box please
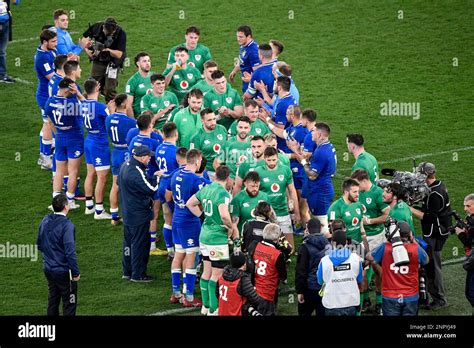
[189,125,228,171]
[140,90,179,130]
[173,107,202,149]
[352,151,379,184]
[388,201,416,235]
[327,197,364,242]
[228,118,270,138]
[125,71,154,117]
[230,190,269,235]
[163,65,202,102]
[218,136,251,179]
[204,87,242,130]
[167,43,212,73]
[359,184,389,236]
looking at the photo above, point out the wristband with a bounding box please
[266,117,271,123]
[301,159,308,166]
[268,123,275,130]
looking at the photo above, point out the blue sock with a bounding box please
[163,224,173,249]
[63,176,69,192]
[86,197,94,210]
[185,269,197,301]
[95,203,103,214]
[39,132,44,155]
[75,177,81,196]
[42,139,52,156]
[171,269,181,295]
[110,208,119,220]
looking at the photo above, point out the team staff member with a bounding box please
[119,145,161,282]
[37,194,80,316]
[295,219,329,317]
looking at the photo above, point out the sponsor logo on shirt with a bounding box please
[345,211,351,217]
[187,73,194,80]
[212,100,219,105]
[151,103,157,108]
[271,183,280,193]
[138,83,145,88]
[164,101,170,107]
[243,203,249,207]
[366,197,372,205]
[226,97,233,104]
[356,208,361,215]
[278,175,284,181]
[204,140,210,145]
[213,144,221,153]
[255,128,262,134]
[195,54,201,61]
[180,80,189,89]
[217,134,223,141]
[352,217,359,226]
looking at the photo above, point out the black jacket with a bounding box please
[37,213,79,277]
[118,157,159,226]
[82,22,126,67]
[421,180,452,238]
[463,249,474,306]
[295,233,329,293]
[216,266,268,314]
[241,218,269,253]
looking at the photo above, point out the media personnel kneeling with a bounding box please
[368,221,429,316]
[216,251,268,316]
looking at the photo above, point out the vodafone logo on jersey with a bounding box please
[352,217,359,226]
[238,155,247,163]
[213,144,221,153]
[271,183,280,193]
[180,80,189,89]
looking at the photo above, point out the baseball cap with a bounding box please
[306,218,321,234]
[230,250,246,268]
[132,145,154,157]
[417,162,436,176]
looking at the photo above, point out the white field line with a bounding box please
[339,146,474,171]
[10,31,79,44]
[148,257,466,316]
[14,77,34,85]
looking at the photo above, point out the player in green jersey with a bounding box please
[230,171,269,238]
[383,182,416,234]
[327,178,365,243]
[255,146,300,249]
[189,108,228,176]
[187,165,233,316]
[347,133,379,184]
[125,52,154,117]
[213,116,252,183]
[139,74,178,130]
[228,99,270,138]
[263,133,291,168]
[166,26,212,73]
[192,60,218,95]
[204,70,244,130]
[233,135,266,194]
[172,89,204,149]
[164,47,202,103]
[351,169,390,315]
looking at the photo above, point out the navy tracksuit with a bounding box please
[37,213,79,316]
[118,157,159,280]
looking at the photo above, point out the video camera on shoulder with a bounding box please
[447,210,474,234]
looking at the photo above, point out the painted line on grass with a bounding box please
[14,78,34,85]
[148,258,465,316]
[10,32,79,44]
[339,146,474,171]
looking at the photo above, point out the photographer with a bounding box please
[410,162,452,310]
[82,17,126,102]
[455,194,474,255]
[368,221,429,316]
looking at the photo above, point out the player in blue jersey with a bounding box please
[35,29,57,170]
[298,123,336,234]
[128,112,164,254]
[168,149,210,307]
[244,43,276,101]
[45,78,84,209]
[81,78,112,220]
[155,122,181,257]
[300,109,318,158]
[48,54,67,98]
[229,25,261,93]
[259,76,297,151]
[105,94,137,225]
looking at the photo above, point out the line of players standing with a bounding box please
[34,18,430,316]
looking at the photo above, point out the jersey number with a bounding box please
[203,199,213,217]
[175,184,181,200]
[83,112,92,129]
[219,285,228,301]
[110,126,119,142]
[157,157,168,172]
[390,263,409,274]
[254,259,268,276]
[52,110,64,125]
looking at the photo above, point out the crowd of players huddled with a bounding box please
[33,10,472,316]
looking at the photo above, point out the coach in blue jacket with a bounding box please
[37,193,80,316]
[119,145,161,282]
